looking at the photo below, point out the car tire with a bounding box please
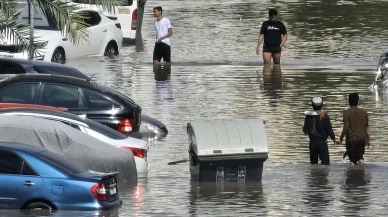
[25,202,54,210]
[104,42,118,56]
[51,48,66,64]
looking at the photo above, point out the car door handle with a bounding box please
[103,29,107,32]
[62,38,68,41]
[23,181,35,186]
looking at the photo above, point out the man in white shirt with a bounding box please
[153,6,173,65]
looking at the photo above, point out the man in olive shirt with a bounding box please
[339,93,371,165]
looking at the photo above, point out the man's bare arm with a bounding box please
[159,28,173,41]
[256,34,264,54]
[280,34,288,47]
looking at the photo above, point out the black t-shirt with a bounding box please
[260,20,287,48]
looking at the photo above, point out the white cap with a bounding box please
[311,97,323,106]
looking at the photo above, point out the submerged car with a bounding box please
[0,73,168,138]
[0,115,138,183]
[0,6,122,63]
[0,73,142,138]
[0,106,149,177]
[0,142,122,210]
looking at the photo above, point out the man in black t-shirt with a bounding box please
[256,9,288,65]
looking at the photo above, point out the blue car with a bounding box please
[0,142,122,210]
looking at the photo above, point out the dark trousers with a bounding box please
[346,139,366,164]
[153,42,171,62]
[309,141,330,165]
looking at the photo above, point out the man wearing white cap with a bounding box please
[303,97,338,165]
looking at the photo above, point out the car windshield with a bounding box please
[36,150,87,174]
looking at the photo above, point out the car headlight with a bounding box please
[141,122,165,136]
[34,41,48,48]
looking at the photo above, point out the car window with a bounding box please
[78,11,101,26]
[0,150,23,175]
[0,61,25,74]
[42,84,80,108]
[83,88,119,109]
[21,161,37,176]
[0,83,39,104]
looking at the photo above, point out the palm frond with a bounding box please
[0,0,19,18]
[0,11,42,59]
[34,0,89,45]
[73,0,122,14]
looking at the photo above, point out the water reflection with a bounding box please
[260,65,283,106]
[189,182,266,216]
[342,165,371,215]
[304,165,333,215]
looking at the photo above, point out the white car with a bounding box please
[0,4,123,63]
[0,108,149,177]
[70,0,138,44]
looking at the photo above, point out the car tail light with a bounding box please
[131,9,137,30]
[90,182,107,201]
[120,146,146,158]
[115,23,121,29]
[117,118,134,133]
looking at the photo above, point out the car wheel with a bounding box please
[104,42,118,56]
[51,48,66,64]
[25,202,53,210]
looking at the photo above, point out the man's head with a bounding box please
[153,6,163,17]
[268,9,278,21]
[311,97,323,110]
[349,92,359,106]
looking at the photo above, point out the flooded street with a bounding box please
[5,0,388,216]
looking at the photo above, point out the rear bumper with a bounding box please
[135,156,148,177]
[53,198,122,210]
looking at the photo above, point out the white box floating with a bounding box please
[187,119,269,182]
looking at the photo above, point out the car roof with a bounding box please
[0,73,97,88]
[0,57,89,79]
[0,141,46,154]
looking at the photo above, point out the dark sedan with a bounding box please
[0,57,89,79]
[0,74,143,138]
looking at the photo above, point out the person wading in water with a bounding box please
[303,97,338,165]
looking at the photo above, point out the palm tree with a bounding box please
[0,0,121,59]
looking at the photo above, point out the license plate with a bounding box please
[118,8,131,14]
[110,187,117,195]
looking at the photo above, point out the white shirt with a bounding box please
[154,17,172,46]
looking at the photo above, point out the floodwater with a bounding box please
[5,0,388,216]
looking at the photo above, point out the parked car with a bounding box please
[0,106,149,177]
[71,0,139,44]
[0,73,143,138]
[0,142,122,210]
[0,57,89,79]
[0,5,123,64]
[0,115,138,183]
[0,59,168,137]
